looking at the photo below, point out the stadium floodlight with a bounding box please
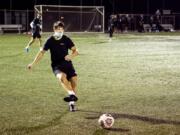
[34,5,105,32]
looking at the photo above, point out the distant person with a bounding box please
[108,15,115,42]
[25,13,42,52]
[129,15,135,31]
[124,14,130,32]
[149,15,154,32]
[154,9,163,32]
[27,21,79,112]
[117,14,123,33]
[155,9,161,18]
[137,14,144,32]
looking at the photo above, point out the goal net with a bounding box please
[34,5,104,32]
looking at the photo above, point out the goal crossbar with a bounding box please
[35,5,104,9]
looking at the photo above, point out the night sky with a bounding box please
[0,0,180,15]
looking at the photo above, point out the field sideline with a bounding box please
[0,33,180,135]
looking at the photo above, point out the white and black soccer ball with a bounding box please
[98,113,114,129]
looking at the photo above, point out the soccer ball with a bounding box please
[98,113,114,129]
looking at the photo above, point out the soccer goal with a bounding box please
[34,5,105,32]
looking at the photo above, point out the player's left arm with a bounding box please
[65,46,79,61]
[27,50,46,70]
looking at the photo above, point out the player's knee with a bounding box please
[72,83,77,90]
[57,73,67,83]
[31,39,35,43]
[70,77,77,87]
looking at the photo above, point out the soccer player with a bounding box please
[27,21,79,112]
[108,15,115,42]
[25,13,42,52]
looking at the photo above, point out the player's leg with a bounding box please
[25,36,35,52]
[56,72,76,111]
[56,72,78,102]
[57,72,73,92]
[68,77,78,112]
[37,38,42,51]
[66,62,78,101]
[109,29,113,42]
[37,33,42,49]
[38,38,42,48]
[69,76,77,94]
[68,76,78,112]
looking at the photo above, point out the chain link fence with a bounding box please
[0,9,180,33]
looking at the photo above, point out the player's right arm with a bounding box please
[27,50,45,70]
[30,21,34,28]
[27,37,51,70]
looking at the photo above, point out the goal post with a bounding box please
[34,5,105,32]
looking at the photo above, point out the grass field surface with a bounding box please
[0,32,180,135]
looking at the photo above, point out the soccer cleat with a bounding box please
[64,95,78,102]
[64,96,70,102]
[25,47,29,53]
[69,103,76,112]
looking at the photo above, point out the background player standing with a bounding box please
[108,15,115,42]
[25,13,42,52]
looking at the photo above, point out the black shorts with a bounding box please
[32,32,41,39]
[52,61,77,80]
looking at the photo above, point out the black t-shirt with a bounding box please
[43,35,75,67]
[32,18,41,33]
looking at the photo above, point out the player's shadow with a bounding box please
[93,128,129,135]
[2,109,180,135]
[78,109,180,125]
[105,127,130,132]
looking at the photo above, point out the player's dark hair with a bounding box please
[53,21,64,29]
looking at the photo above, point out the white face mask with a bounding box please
[53,32,63,40]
